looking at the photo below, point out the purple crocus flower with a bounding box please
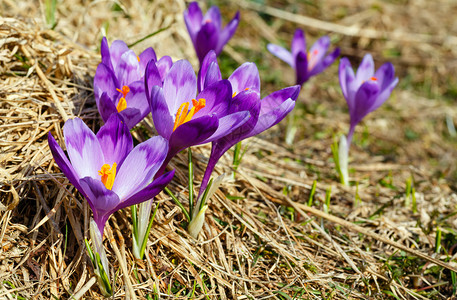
[339,54,398,144]
[197,52,300,195]
[184,1,240,64]
[48,114,175,234]
[94,37,173,129]
[267,29,340,86]
[146,59,252,176]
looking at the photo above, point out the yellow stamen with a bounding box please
[371,77,377,81]
[115,86,130,112]
[137,56,140,62]
[117,97,127,112]
[98,163,117,190]
[173,98,206,131]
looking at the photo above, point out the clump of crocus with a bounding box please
[267,29,339,144]
[184,1,240,65]
[267,29,340,86]
[48,114,174,234]
[185,55,299,238]
[140,58,252,240]
[336,54,398,185]
[94,37,172,129]
[48,114,174,293]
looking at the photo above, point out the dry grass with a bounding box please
[1,0,457,299]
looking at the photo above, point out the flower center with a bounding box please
[116,85,130,112]
[98,163,117,190]
[370,77,377,81]
[307,49,319,70]
[173,98,206,131]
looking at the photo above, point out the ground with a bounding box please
[1,0,457,299]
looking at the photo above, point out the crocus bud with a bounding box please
[189,174,225,239]
[188,205,208,239]
[338,135,349,186]
[89,218,112,297]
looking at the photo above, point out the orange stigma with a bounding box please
[371,77,377,81]
[116,86,130,112]
[116,85,130,98]
[98,163,117,190]
[173,98,206,131]
[137,56,140,62]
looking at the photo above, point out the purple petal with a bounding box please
[267,43,294,67]
[139,47,157,72]
[295,51,309,86]
[156,56,173,82]
[250,98,295,137]
[204,6,222,29]
[309,47,340,78]
[219,91,261,144]
[63,118,104,179]
[118,80,148,129]
[112,136,169,200]
[184,2,203,44]
[48,132,87,199]
[198,50,220,92]
[116,170,174,210]
[79,177,121,233]
[163,60,197,115]
[339,57,355,104]
[97,92,118,123]
[96,114,133,167]
[307,36,330,71]
[203,62,222,91]
[109,40,130,71]
[228,62,261,94]
[194,80,232,118]
[145,60,163,104]
[118,108,142,130]
[100,37,112,69]
[374,62,396,91]
[371,77,398,112]
[196,22,219,63]
[149,86,174,139]
[351,81,381,126]
[169,115,219,153]
[116,50,141,86]
[291,29,306,58]
[260,85,300,115]
[206,111,250,141]
[216,11,240,55]
[94,63,119,102]
[355,54,375,84]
